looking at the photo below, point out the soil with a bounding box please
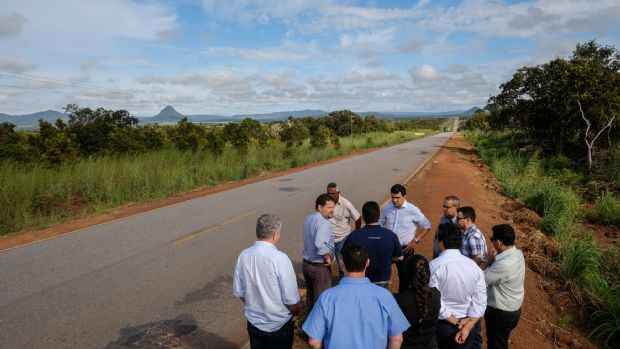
[1,133,603,348]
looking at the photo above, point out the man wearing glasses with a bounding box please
[456,206,488,269]
[432,195,461,258]
[380,184,432,292]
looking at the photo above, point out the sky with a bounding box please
[0,0,619,117]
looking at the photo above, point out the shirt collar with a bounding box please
[339,277,371,284]
[254,241,276,249]
[439,249,462,257]
[394,200,410,209]
[462,224,478,235]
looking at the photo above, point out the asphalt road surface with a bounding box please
[0,131,452,349]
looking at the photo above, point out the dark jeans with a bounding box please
[485,307,521,349]
[394,247,414,293]
[247,319,294,349]
[302,260,332,312]
[334,239,345,278]
[437,319,481,349]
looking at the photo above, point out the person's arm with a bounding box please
[286,302,301,319]
[308,337,322,349]
[455,317,478,344]
[415,228,431,243]
[322,253,332,266]
[392,235,404,261]
[354,216,362,230]
[387,334,403,349]
[392,255,404,261]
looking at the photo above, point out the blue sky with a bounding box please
[0,0,619,116]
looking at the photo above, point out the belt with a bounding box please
[303,259,325,266]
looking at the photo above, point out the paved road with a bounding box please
[0,131,452,348]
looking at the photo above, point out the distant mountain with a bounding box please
[3,106,480,129]
[0,110,66,129]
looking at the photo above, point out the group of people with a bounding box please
[233,183,525,349]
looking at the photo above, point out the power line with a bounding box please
[0,69,137,95]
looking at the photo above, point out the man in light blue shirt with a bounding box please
[302,193,335,312]
[233,214,301,349]
[380,184,432,292]
[303,242,410,349]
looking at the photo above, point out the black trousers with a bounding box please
[485,306,521,349]
[247,319,294,349]
[436,319,481,349]
[395,247,414,293]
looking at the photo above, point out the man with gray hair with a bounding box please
[233,214,301,349]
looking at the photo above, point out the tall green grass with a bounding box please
[0,130,432,235]
[465,130,619,346]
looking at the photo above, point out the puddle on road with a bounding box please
[104,316,237,349]
[177,275,232,305]
[279,187,299,192]
[278,178,293,182]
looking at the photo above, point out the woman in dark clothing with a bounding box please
[394,254,441,349]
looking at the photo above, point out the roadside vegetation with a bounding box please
[0,108,450,235]
[462,40,620,347]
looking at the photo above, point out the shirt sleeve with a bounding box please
[429,270,451,320]
[412,207,432,229]
[469,235,484,257]
[302,298,327,341]
[348,202,361,221]
[232,255,245,299]
[484,257,510,286]
[386,295,411,336]
[315,222,334,257]
[468,269,488,317]
[278,255,301,305]
[379,210,387,228]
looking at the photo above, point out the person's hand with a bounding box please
[455,326,471,344]
[404,241,416,253]
[487,248,496,266]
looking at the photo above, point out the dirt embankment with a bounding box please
[397,133,597,349]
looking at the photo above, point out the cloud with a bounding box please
[170,73,210,86]
[0,57,38,73]
[409,64,441,83]
[68,74,91,83]
[0,13,26,38]
[205,46,310,61]
[343,70,364,84]
[136,75,167,84]
[340,28,396,48]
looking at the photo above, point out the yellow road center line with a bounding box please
[172,210,257,246]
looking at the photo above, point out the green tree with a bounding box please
[486,40,620,169]
[65,104,138,155]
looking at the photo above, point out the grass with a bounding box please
[464,130,619,347]
[0,130,433,235]
[586,191,620,225]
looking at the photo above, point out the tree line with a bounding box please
[0,107,442,165]
[462,40,620,172]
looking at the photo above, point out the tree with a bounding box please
[486,40,620,169]
[65,104,138,155]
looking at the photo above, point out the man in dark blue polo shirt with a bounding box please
[343,201,404,288]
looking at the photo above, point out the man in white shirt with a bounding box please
[430,223,486,349]
[484,224,525,349]
[326,182,361,277]
[233,214,301,349]
[380,184,432,292]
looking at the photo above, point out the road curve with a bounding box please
[0,131,452,348]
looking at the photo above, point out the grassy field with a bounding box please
[0,129,435,236]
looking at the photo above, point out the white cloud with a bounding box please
[205,46,310,61]
[0,57,38,73]
[137,75,167,84]
[0,13,26,38]
[343,70,365,84]
[409,64,441,83]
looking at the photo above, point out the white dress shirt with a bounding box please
[429,249,487,319]
[485,246,525,312]
[233,241,300,332]
[380,200,432,245]
[329,196,360,242]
